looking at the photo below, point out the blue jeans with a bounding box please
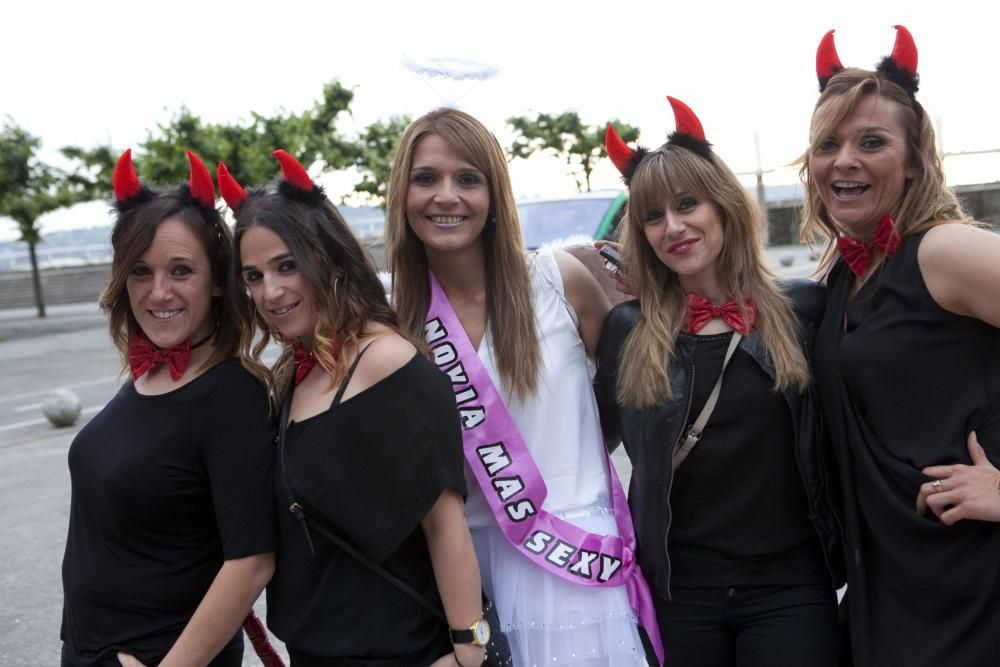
[655,584,839,667]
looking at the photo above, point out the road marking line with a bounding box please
[13,403,42,413]
[0,404,103,433]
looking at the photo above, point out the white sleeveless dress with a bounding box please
[466,249,645,666]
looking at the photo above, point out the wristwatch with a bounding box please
[450,615,491,646]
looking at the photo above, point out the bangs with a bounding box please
[628,148,712,219]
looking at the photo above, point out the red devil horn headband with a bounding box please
[113,149,143,203]
[217,162,249,211]
[816,25,919,97]
[666,97,706,144]
[889,25,918,75]
[186,151,216,209]
[605,96,714,185]
[816,29,844,90]
[665,96,713,161]
[605,124,643,184]
[273,149,315,192]
[112,148,157,211]
[272,149,326,205]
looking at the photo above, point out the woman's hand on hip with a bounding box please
[917,431,1000,524]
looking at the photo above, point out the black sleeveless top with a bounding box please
[814,230,1000,666]
[267,352,467,664]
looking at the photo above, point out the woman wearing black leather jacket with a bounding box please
[595,98,845,666]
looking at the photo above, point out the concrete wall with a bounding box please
[0,264,111,310]
[0,241,388,311]
[2,184,998,311]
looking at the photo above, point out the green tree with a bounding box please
[352,115,411,207]
[62,80,360,194]
[0,120,98,317]
[135,81,359,187]
[507,112,640,192]
[59,144,117,200]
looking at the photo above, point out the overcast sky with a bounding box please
[3,0,998,240]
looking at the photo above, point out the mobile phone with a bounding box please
[598,245,623,273]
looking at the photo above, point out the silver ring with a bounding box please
[931,479,944,492]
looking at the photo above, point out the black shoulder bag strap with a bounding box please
[276,344,449,624]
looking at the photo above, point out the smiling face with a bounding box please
[404,133,491,259]
[808,94,914,238]
[125,217,220,349]
[642,191,725,293]
[238,224,318,344]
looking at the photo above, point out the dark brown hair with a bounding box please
[233,190,410,403]
[100,190,259,379]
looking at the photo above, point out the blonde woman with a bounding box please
[803,26,1000,665]
[596,98,844,666]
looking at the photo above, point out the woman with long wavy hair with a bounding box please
[596,97,845,666]
[803,26,1000,665]
[227,150,485,667]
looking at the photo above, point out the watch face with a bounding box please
[474,618,491,645]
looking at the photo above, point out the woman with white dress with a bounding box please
[384,108,661,666]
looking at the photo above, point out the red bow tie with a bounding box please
[129,334,191,381]
[292,344,315,386]
[686,293,756,335]
[836,214,901,277]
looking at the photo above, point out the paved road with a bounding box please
[0,323,284,666]
[0,317,635,666]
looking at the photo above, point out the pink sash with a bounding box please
[425,272,663,665]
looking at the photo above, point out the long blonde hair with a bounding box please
[385,108,540,397]
[617,146,809,408]
[799,68,971,272]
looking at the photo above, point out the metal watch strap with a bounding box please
[672,332,742,469]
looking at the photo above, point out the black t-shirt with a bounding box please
[61,358,277,667]
[268,352,467,665]
[669,332,827,586]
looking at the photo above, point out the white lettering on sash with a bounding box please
[460,407,486,429]
[568,549,599,579]
[546,541,576,568]
[443,362,468,385]
[477,443,512,475]
[492,476,525,502]
[424,318,447,344]
[505,500,536,522]
[524,531,553,554]
[454,386,478,405]
[432,342,457,366]
[598,555,623,582]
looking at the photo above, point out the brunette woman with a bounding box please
[61,151,276,666]
[226,150,485,667]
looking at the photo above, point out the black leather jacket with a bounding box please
[595,279,846,599]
